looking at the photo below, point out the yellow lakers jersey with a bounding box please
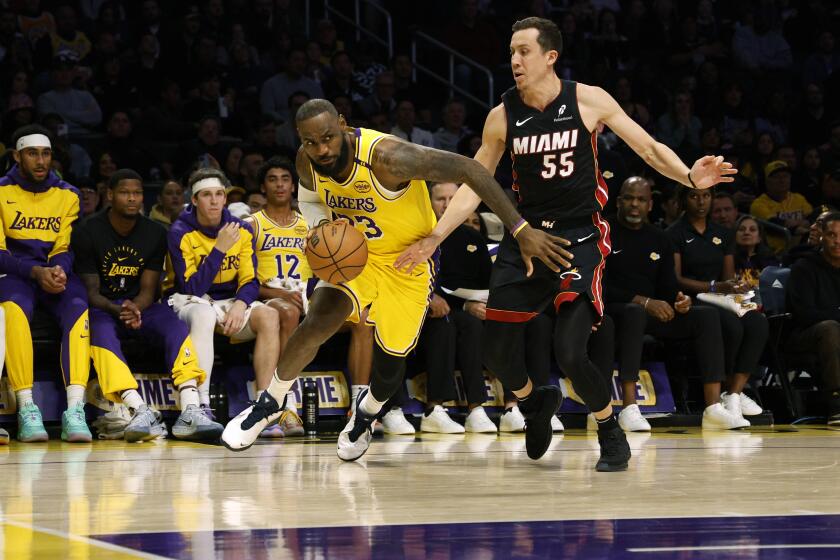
[309,128,437,259]
[249,210,312,284]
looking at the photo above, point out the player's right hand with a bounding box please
[516,226,573,276]
[303,218,349,252]
[32,266,65,293]
[215,223,241,253]
[645,299,675,322]
[394,234,442,274]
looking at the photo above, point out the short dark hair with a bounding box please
[295,99,338,123]
[108,168,143,190]
[511,17,563,56]
[713,191,735,204]
[188,167,231,195]
[821,211,840,229]
[257,156,296,187]
[12,125,53,149]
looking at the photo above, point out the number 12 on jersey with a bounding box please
[541,151,574,179]
[275,253,301,279]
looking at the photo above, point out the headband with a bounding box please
[191,177,226,195]
[16,134,52,151]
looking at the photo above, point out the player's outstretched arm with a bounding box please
[377,135,572,276]
[586,84,737,189]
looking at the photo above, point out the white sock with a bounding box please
[66,384,86,408]
[120,389,145,412]
[16,388,33,407]
[198,379,211,407]
[359,391,387,416]
[285,391,297,412]
[351,384,368,413]
[266,373,295,404]
[179,379,200,410]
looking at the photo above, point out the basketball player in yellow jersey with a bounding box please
[222,99,571,458]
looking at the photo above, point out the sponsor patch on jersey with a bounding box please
[354,181,371,194]
[294,225,307,236]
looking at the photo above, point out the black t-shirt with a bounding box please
[438,225,492,308]
[604,219,678,304]
[71,210,167,301]
[666,215,734,286]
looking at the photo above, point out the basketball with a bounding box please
[305,220,368,283]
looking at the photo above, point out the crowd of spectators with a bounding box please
[1,0,839,429]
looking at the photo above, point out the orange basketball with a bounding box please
[305,220,368,283]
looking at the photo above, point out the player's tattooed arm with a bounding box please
[373,137,524,230]
[79,273,122,317]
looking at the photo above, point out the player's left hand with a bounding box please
[394,234,442,274]
[689,155,738,189]
[674,291,691,314]
[120,300,142,329]
[222,300,248,336]
[50,265,67,288]
[516,225,573,277]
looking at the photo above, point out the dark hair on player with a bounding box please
[511,17,563,57]
[295,99,338,124]
[108,168,143,190]
[257,156,296,187]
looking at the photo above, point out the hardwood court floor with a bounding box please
[1,426,840,559]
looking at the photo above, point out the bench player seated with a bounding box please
[244,156,311,437]
[167,167,280,435]
[0,125,92,443]
[71,169,210,442]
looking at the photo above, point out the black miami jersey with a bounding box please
[502,80,608,225]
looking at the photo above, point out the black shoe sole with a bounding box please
[525,387,563,460]
[595,460,629,472]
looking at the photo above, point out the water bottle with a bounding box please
[303,380,318,437]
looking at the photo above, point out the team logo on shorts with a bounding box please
[354,181,371,194]
[294,225,307,236]
[559,268,581,290]
[650,252,660,261]
[712,237,722,245]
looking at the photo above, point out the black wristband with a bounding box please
[687,171,698,189]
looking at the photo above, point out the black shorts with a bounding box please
[485,213,611,323]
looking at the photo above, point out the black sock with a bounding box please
[596,414,619,433]
[518,391,537,415]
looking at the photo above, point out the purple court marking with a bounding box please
[94,514,840,559]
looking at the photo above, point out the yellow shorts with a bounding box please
[331,256,435,356]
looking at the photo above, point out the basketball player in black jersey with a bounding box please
[396,17,736,471]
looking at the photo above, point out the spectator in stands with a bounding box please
[245,192,266,214]
[304,40,329,83]
[260,48,323,122]
[418,182,496,433]
[149,180,185,229]
[40,112,91,180]
[72,169,215,442]
[227,37,264,98]
[655,91,702,159]
[131,33,163,104]
[613,76,651,131]
[243,157,310,437]
[731,8,792,72]
[734,215,779,293]
[669,187,768,426]
[0,125,92,443]
[750,161,813,254]
[139,80,195,142]
[315,19,344,64]
[79,184,99,216]
[104,111,160,180]
[92,55,140,118]
[167,167,280,415]
[605,177,737,430]
[17,0,55,49]
[238,148,265,193]
[253,114,294,161]
[322,51,366,103]
[34,4,91,65]
[786,211,840,425]
[434,99,471,153]
[819,167,840,209]
[654,182,682,229]
[795,146,824,205]
[36,52,102,137]
[225,185,246,204]
[710,191,738,230]
[802,30,839,87]
[173,115,227,178]
[741,132,777,187]
[93,150,118,188]
[790,83,829,148]
[442,0,501,84]
[358,71,398,120]
[276,91,311,153]
[391,99,435,148]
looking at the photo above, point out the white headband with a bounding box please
[191,177,226,195]
[16,134,52,151]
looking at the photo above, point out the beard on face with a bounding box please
[309,135,351,177]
